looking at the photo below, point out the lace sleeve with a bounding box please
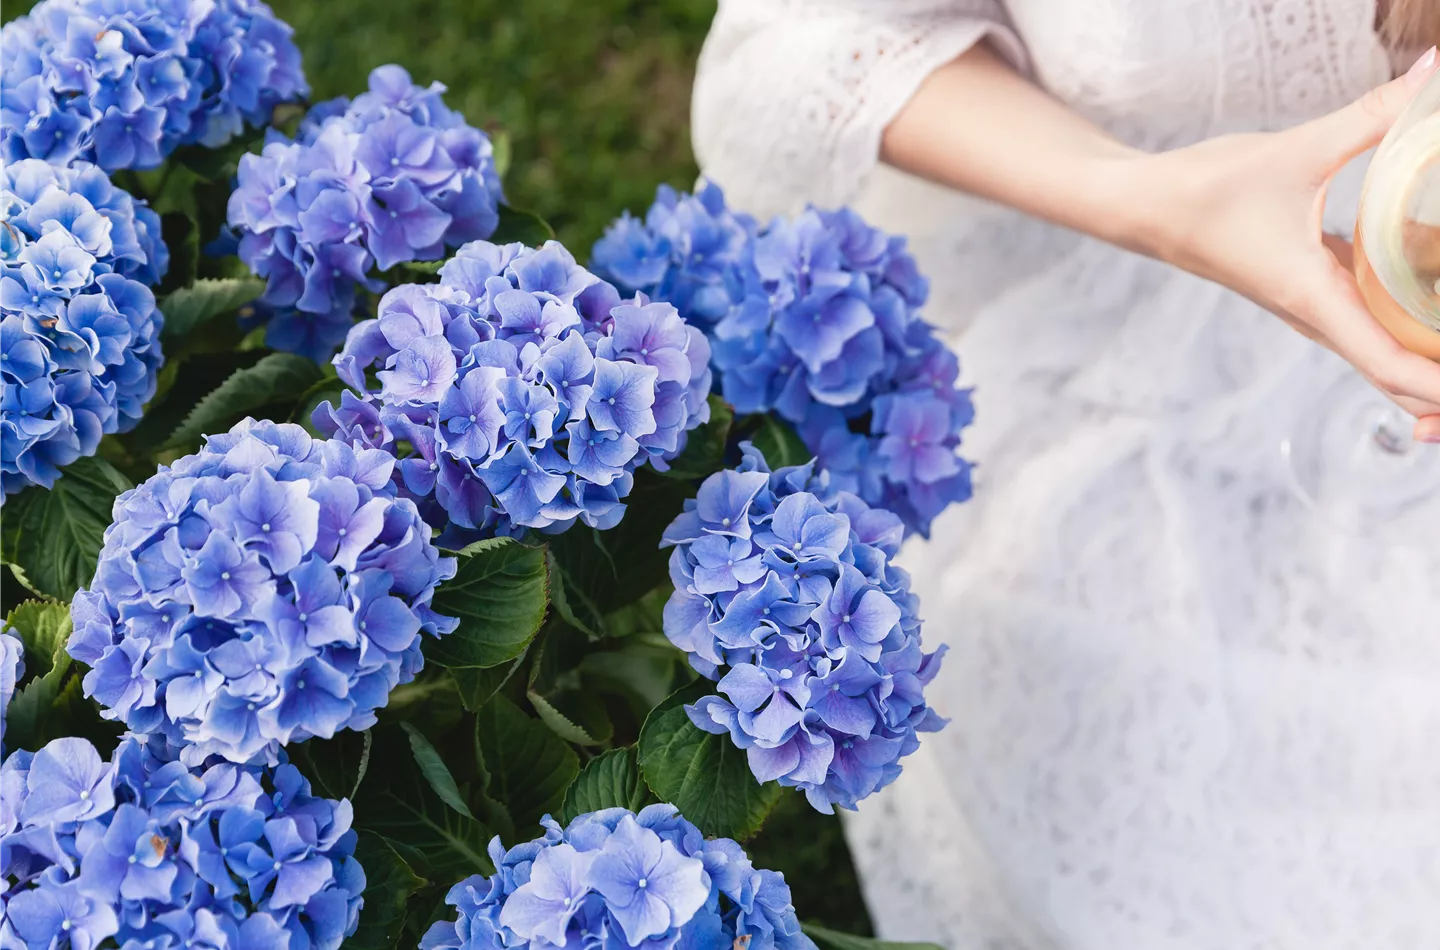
[691,0,1028,219]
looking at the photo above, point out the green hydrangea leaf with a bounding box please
[527,688,612,747]
[578,636,692,720]
[4,671,65,753]
[545,547,606,639]
[560,748,654,824]
[638,679,780,841]
[118,351,265,456]
[491,131,512,181]
[347,832,430,950]
[401,722,475,819]
[4,600,73,678]
[658,395,732,481]
[440,536,516,558]
[5,668,119,755]
[159,276,265,341]
[426,541,549,670]
[405,259,446,274]
[1,456,133,602]
[289,729,373,802]
[491,205,555,246]
[355,728,494,883]
[546,472,692,616]
[291,372,349,435]
[748,414,812,469]
[475,694,578,836]
[163,352,324,453]
[450,651,528,713]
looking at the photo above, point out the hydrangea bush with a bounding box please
[227,64,503,360]
[3,3,967,946]
[313,239,711,541]
[422,804,814,950]
[0,0,307,170]
[67,419,457,765]
[662,445,947,812]
[595,183,975,537]
[0,734,363,949]
[0,159,167,501]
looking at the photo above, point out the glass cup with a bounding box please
[1283,71,1440,547]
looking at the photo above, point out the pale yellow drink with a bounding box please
[1355,220,1440,358]
[1355,107,1440,356]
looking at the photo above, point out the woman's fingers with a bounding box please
[1296,47,1439,177]
[1321,233,1354,271]
[1305,265,1440,406]
[1338,324,1440,406]
[1389,392,1440,418]
[1413,414,1440,443]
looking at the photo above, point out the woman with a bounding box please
[693,3,1440,949]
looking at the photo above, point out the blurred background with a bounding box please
[280,0,711,250]
[3,0,876,934]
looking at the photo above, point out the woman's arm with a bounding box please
[691,2,1029,221]
[881,43,1151,252]
[883,43,1440,435]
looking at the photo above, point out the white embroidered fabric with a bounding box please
[691,4,1440,949]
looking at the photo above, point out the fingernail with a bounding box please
[1420,432,1440,444]
[1406,46,1438,86]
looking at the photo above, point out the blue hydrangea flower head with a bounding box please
[661,445,946,812]
[312,239,712,544]
[66,418,458,765]
[592,181,760,333]
[1,159,168,502]
[421,803,816,950]
[0,733,363,949]
[0,0,308,170]
[0,626,22,755]
[227,64,504,361]
[595,183,974,537]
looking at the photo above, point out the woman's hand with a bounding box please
[1131,48,1440,438]
[883,43,1440,439]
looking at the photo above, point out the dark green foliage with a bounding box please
[353,725,495,882]
[290,729,373,802]
[348,833,430,950]
[748,792,880,939]
[162,353,325,452]
[475,694,580,837]
[2,456,132,602]
[4,600,123,754]
[658,394,734,480]
[547,471,693,615]
[401,722,476,819]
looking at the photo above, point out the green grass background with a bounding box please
[277,0,712,251]
[4,0,876,934]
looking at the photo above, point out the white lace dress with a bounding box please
[692,4,1440,949]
